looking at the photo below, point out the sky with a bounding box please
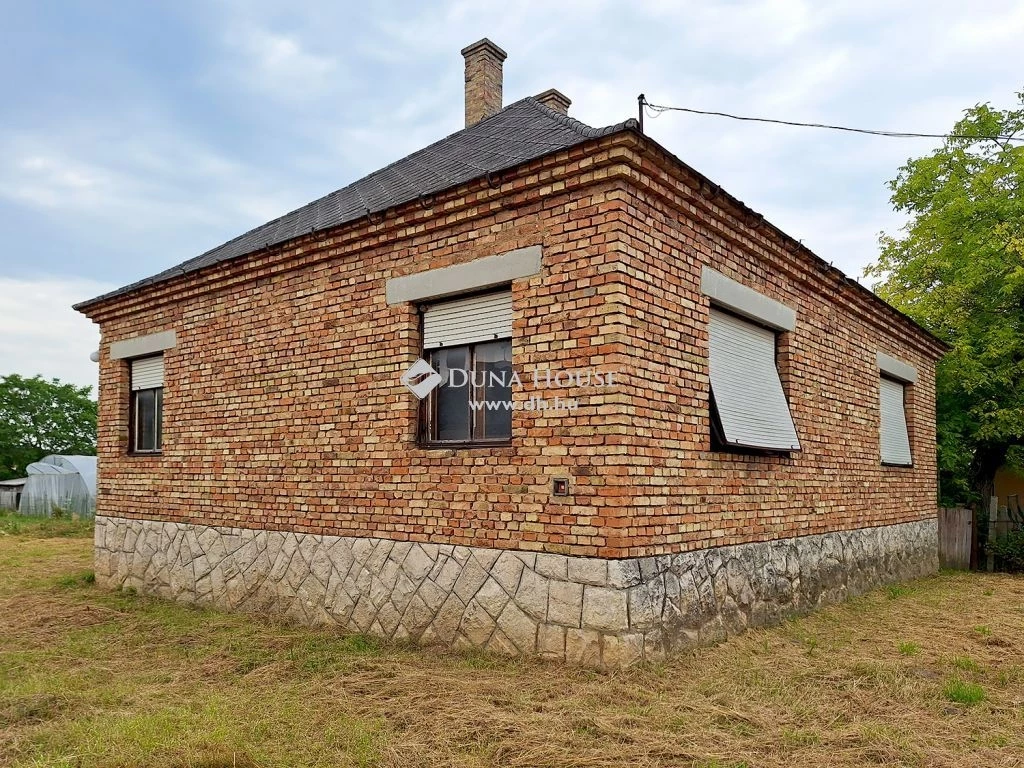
[1,0,1022,391]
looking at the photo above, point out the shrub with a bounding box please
[990,530,1024,572]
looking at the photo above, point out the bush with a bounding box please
[990,530,1024,572]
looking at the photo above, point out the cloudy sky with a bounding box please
[1,0,1022,390]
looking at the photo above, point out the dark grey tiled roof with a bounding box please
[76,98,637,310]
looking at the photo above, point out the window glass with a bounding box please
[476,340,513,440]
[431,347,471,442]
[135,389,158,451]
[155,389,163,449]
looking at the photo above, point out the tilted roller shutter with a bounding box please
[880,377,912,465]
[131,355,164,390]
[422,291,513,349]
[708,308,800,451]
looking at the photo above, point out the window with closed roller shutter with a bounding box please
[879,377,912,466]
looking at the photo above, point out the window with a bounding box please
[879,377,912,466]
[130,355,164,453]
[707,308,800,452]
[421,291,513,446]
[876,351,916,467]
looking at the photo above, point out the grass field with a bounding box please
[1,514,1023,767]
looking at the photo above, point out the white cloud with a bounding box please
[220,24,340,101]
[0,125,308,289]
[0,278,111,391]
[8,154,105,208]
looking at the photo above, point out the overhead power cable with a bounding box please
[636,95,1024,143]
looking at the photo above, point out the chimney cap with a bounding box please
[535,88,572,114]
[461,38,507,61]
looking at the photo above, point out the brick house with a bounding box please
[76,40,945,668]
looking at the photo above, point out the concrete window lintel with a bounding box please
[386,245,542,305]
[877,351,918,383]
[109,330,177,361]
[700,266,796,332]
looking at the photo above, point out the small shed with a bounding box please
[19,455,97,518]
[0,478,27,511]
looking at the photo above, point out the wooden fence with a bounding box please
[938,506,973,570]
[938,497,1024,571]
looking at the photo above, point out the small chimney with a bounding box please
[536,89,571,115]
[461,39,507,127]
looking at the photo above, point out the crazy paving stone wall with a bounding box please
[96,516,938,668]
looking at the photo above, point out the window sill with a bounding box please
[127,451,163,457]
[418,441,513,451]
[882,462,914,468]
[710,440,799,458]
[713,447,798,457]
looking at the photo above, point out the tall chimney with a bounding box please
[535,88,571,115]
[461,39,507,127]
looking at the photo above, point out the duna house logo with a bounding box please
[400,359,443,399]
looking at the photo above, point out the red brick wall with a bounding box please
[82,133,943,559]
[601,139,941,556]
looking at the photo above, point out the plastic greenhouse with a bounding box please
[18,455,97,518]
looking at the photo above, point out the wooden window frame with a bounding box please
[419,339,513,449]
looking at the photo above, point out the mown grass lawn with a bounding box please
[1,515,1023,768]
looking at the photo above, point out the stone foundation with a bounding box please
[94,516,937,668]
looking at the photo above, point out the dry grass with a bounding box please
[1,530,1023,767]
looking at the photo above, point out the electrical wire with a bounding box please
[641,99,1024,143]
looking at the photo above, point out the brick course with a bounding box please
[79,131,943,561]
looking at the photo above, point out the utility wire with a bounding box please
[639,97,1024,143]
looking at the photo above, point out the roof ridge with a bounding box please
[517,96,639,138]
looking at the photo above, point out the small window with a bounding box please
[421,291,513,446]
[130,355,164,453]
[707,308,800,452]
[879,376,912,466]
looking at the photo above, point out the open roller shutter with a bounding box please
[708,308,800,451]
[422,291,513,349]
[131,356,164,390]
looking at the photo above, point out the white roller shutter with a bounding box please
[422,291,513,349]
[708,308,800,451]
[131,355,164,391]
[880,377,912,465]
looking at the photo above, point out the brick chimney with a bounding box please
[461,39,507,127]
[536,88,571,115]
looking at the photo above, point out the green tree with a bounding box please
[0,374,97,480]
[866,93,1024,504]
